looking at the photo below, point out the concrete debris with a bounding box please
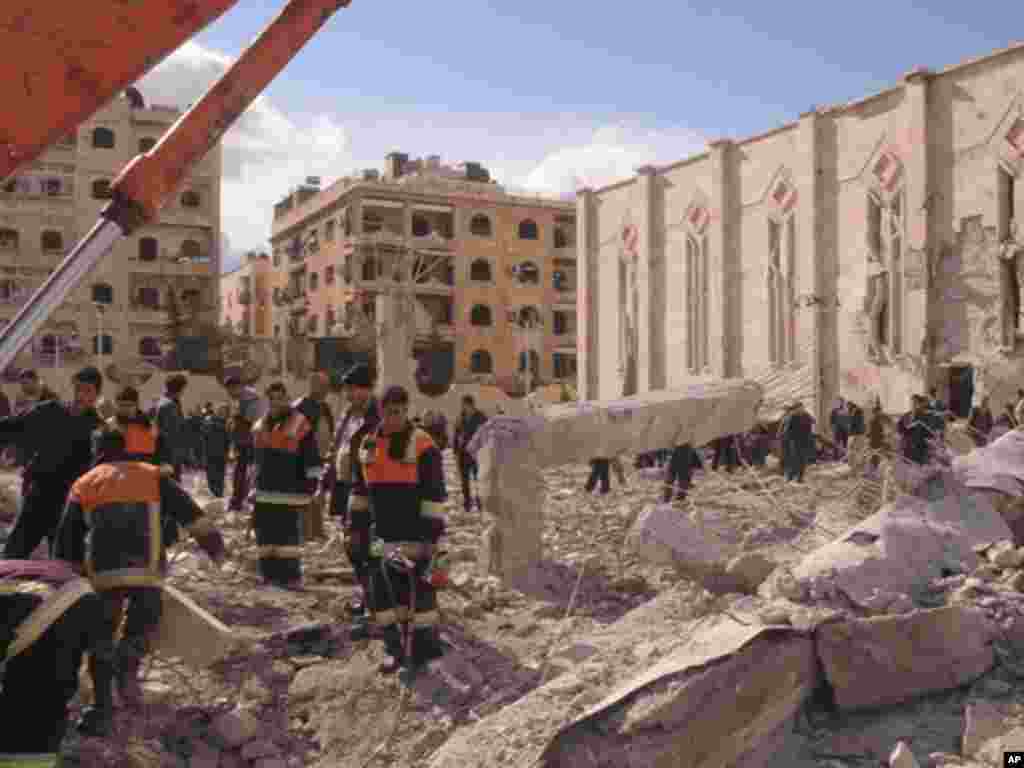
[815,606,995,711]
[210,708,263,749]
[888,741,920,768]
[962,699,1005,756]
[150,584,235,669]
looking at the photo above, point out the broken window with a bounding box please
[470,349,493,373]
[362,258,376,281]
[554,225,574,249]
[518,305,542,328]
[91,179,113,200]
[518,219,539,240]
[470,305,492,326]
[138,237,158,262]
[469,214,492,237]
[412,214,431,237]
[91,127,115,149]
[40,230,63,253]
[363,212,382,234]
[138,337,161,357]
[92,283,113,304]
[0,279,19,301]
[553,310,569,335]
[0,228,19,250]
[470,259,492,282]
[44,178,62,196]
[181,190,201,209]
[138,137,157,153]
[515,261,540,285]
[180,239,202,262]
[553,353,576,379]
[136,287,160,308]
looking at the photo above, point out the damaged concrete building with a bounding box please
[576,42,1024,425]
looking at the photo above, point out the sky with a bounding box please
[132,0,1018,272]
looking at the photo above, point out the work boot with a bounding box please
[350,615,370,641]
[77,706,113,737]
[115,641,145,709]
[78,654,115,736]
[378,626,405,674]
[410,627,444,668]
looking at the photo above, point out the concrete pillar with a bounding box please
[637,165,665,391]
[597,192,623,400]
[795,109,828,425]
[903,68,933,370]
[576,187,598,400]
[708,140,738,377]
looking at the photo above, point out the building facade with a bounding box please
[268,155,577,391]
[579,43,1024,424]
[0,87,222,376]
[220,251,272,338]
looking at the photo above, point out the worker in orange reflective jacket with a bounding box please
[349,385,448,673]
[53,425,226,718]
[107,385,174,472]
[249,381,322,587]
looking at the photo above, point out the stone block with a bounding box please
[151,584,234,669]
[816,606,995,711]
[240,740,281,760]
[962,699,1005,756]
[210,708,261,749]
[888,741,920,768]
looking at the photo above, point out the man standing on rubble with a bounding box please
[53,426,226,716]
[224,375,265,513]
[349,385,447,673]
[154,374,188,482]
[453,394,486,513]
[293,372,334,541]
[897,395,931,465]
[830,397,851,459]
[968,395,994,446]
[663,443,696,502]
[779,401,814,482]
[0,366,105,559]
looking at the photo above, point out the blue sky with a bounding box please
[138,0,1017,269]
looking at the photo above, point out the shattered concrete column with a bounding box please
[474,421,545,581]
[903,67,933,371]
[635,165,661,392]
[795,109,828,426]
[375,290,416,394]
[708,139,739,377]
[576,187,598,401]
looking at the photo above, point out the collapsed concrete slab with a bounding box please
[467,379,762,579]
[775,473,1012,611]
[815,605,994,711]
[152,584,235,669]
[954,429,1024,498]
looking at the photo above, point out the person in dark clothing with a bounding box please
[349,385,447,673]
[897,395,932,465]
[0,388,9,419]
[203,404,232,497]
[968,395,995,446]
[453,395,487,512]
[0,558,113,751]
[107,386,173,471]
[996,402,1018,430]
[293,372,334,542]
[186,407,205,469]
[421,410,449,452]
[663,443,696,502]
[746,424,773,467]
[54,426,226,713]
[830,398,851,459]
[711,435,740,472]
[155,374,188,481]
[225,376,265,513]
[779,402,815,482]
[0,366,104,559]
[584,458,611,494]
[848,400,866,437]
[319,363,379,629]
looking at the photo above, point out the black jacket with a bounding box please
[202,415,231,460]
[155,395,187,468]
[454,409,487,456]
[0,400,102,491]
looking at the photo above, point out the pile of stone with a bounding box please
[159,706,296,768]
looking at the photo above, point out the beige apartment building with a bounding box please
[221,251,273,338]
[268,155,577,392]
[0,87,221,378]
[579,42,1024,425]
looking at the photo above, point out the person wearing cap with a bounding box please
[0,366,105,558]
[224,375,266,513]
[0,558,114,751]
[293,372,334,540]
[319,363,379,623]
[249,381,322,587]
[349,384,448,673]
[107,386,173,471]
[53,425,226,712]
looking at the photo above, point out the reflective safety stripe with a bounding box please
[348,494,369,512]
[305,467,323,480]
[252,491,312,506]
[90,568,163,591]
[257,545,303,559]
[420,500,447,522]
[6,577,95,660]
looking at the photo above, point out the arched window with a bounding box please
[470,349,493,373]
[326,307,336,330]
[136,287,160,308]
[274,324,281,337]
[514,261,540,285]
[518,349,540,376]
[39,334,58,355]
[411,214,430,237]
[553,270,570,292]
[363,211,382,234]
[180,190,201,209]
[91,179,113,199]
[308,315,319,334]
[40,231,63,253]
[553,310,569,335]
[518,219,538,240]
[92,334,114,355]
[469,259,492,282]
[181,288,200,307]
[0,228,17,250]
[554,226,570,249]
[469,214,492,237]
[470,304,492,326]
[309,272,319,292]
[517,305,541,327]
[362,258,377,281]
[138,137,157,153]
[139,337,161,358]
[91,127,115,149]
[92,283,113,304]
[180,239,202,262]
[138,237,158,262]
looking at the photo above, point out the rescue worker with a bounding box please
[202,404,231,498]
[249,381,322,587]
[421,409,449,452]
[584,457,611,494]
[0,559,116,752]
[897,395,932,465]
[663,443,696,502]
[52,425,226,711]
[349,385,447,673]
[155,374,188,481]
[0,366,105,558]
[779,402,815,482]
[453,395,486,512]
[225,375,265,513]
[107,386,173,471]
[968,395,995,446]
[293,372,334,541]
[318,363,379,625]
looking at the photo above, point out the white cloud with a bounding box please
[134,42,707,272]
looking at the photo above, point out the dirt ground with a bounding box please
[0,449,992,767]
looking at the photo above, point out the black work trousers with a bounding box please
[0,592,104,754]
[206,457,227,498]
[585,459,610,494]
[330,484,351,519]
[228,446,253,511]
[456,453,479,511]
[4,480,71,559]
[368,551,443,665]
[664,444,695,500]
[345,503,372,602]
[252,501,303,584]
